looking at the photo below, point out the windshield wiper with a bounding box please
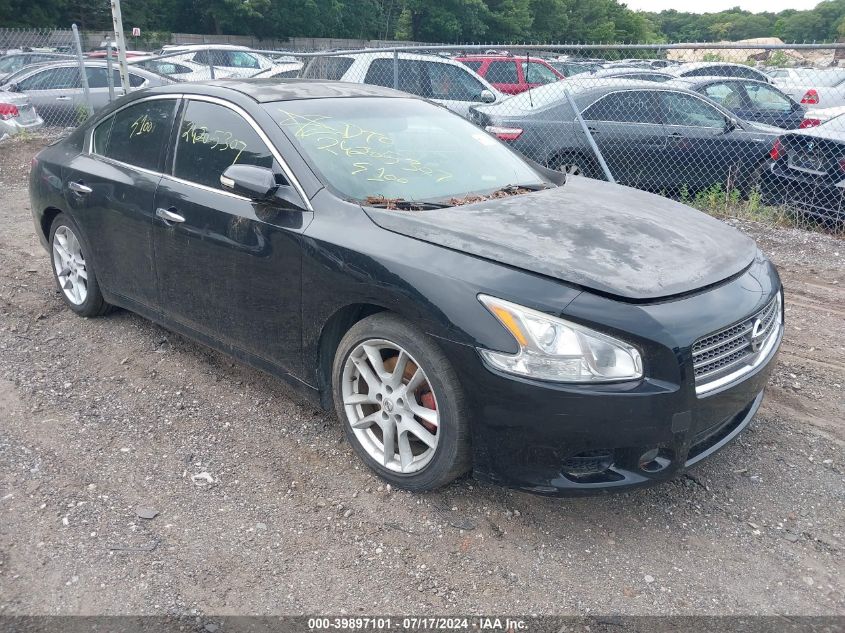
[364,196,450,211]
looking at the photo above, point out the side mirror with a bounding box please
[220,164,277,199]
[479,89,496,104]
[6,83,18,93]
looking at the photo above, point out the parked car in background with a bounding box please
[800,104,845,128]
[0,52,74,81]
[670,62,773,84]
[546,58,601,76]
[249,60,304,79]
[470,79,780,190]
[302,52,503,118]
[0,60,170,125]
[0,92,43,140]
[156,44,281,78]
[455,54,563,94]
[762,115,845,224]
[87,50,148,59]
[130,55,240,82]
[28,79,783,495]
[768,67,845,109]
[670,76,805,129]
[577,67,674,82]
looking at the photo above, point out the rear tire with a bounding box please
[48,214,110,317]
[331,313,471,492]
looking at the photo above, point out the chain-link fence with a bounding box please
[3,32,845,235]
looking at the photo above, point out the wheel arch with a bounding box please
[40,206,64,243]
[315,302,388,409]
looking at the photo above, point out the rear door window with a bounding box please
[100,99,177,171]
[485,61,519,84]
[583,91,661,124]
[701,82,745,110]
[173,100,277,190]
[461,60,482,73]
[17,67,81,90]
[302,56,353,80]
[364,58,424,95]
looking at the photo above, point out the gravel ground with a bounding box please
[0,136,843,616]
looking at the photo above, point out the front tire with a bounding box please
[331,313,471,491]
[49,214,110,317]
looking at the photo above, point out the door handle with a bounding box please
[68,181,92,194]
[56,96,71,101]
[156,207,185,224]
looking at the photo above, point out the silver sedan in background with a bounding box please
[0,60,171,125]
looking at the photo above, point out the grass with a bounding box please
[679,182,818,232]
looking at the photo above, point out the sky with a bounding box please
[624,0,819,11]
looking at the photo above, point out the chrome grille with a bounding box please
[693,295,781,391]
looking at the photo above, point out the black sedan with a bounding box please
[761,114,845,225]
[670,76,805,129]
[29,80,784,496]
[470,79,781,189]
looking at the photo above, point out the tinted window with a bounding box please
[521,61,558,85]
[141,60,192,75]
[628,73,671,82]
[364,59,424,95]
[92,116,114,154]
[424,62,486,101]
[85,67,112,88]
[302,56,353,80]
[485,61,518,84]
[129,73,145,87]
[745,83,792,112]
[102,99,177,170]
[174,100,276,190]
[583,91,661,124]
[662,92,725,127]
[0,56,22,73]
[17,67,81,90]
[702,82,745,109]
[462,60,482,73]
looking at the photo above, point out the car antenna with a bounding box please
[526,51,533,108]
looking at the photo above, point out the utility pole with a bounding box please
[110,0,131,93]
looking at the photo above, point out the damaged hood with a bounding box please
[364,177,757,301]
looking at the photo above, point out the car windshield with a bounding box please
[266,97,545,202]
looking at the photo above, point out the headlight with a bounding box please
[478,295,643,383]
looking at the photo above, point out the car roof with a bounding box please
[668,75,773,87]
[456,54,548,62]
[150,78,413,102]
[674,61,761,70]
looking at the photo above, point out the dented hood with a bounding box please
[364,177,757,301]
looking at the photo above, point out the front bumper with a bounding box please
[441,261,783,496]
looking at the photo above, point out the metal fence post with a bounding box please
[106,39,115,103]
[71,24,93,120]
[564,87,615,184]
[208,52,216,80]
[393,50,399,89]
[110,0,131,93]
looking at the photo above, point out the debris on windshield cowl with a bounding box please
[449,186,535,207]
[364,196,445,211]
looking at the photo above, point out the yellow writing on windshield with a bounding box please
[276,109,453,183]
[129,114,155,139]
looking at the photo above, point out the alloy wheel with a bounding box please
[341,339,440,474]
[52,225,88,305]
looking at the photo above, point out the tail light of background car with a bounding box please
[801,89,820,105]
[770,138,784,160]
[485,125,523,141]
[799,118,822,129]
[0,103,19,120]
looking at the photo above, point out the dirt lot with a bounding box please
[0,136,843,616]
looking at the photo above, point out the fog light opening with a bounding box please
[639,448,670,473]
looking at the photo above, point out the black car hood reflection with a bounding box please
[364,176,756,301]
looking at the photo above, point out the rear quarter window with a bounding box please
[302,56,353,80]
[100,99,177,171]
